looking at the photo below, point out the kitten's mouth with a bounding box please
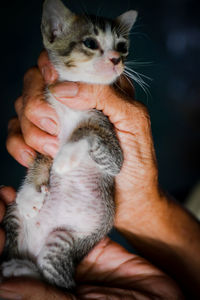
[91,60,124,79]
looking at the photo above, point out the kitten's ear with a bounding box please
[116,10,138,32]
[41,0,74,45]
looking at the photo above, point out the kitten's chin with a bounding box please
[58,68,121,85]
[81,73,119,84]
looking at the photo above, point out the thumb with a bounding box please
[38,50,58,85]
[0,278,76,300]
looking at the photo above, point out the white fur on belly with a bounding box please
[17,160,104,258]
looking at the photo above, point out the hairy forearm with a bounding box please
[115,189,200,297]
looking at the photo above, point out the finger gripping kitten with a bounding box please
[2,0,137,290]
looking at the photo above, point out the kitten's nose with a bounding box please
[108,51,121,66]
[110,57,121,65]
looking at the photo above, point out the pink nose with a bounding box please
[110,57,121,65]
[107,51,121,65]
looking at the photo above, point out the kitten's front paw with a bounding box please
[16,184,47,219]
[53,141,88,175]
[2,259,40,279]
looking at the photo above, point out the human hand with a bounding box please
[0,187,183,300]
[6,51,159,230]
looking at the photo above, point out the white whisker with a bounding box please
[113,81,128,96]
[123,65,152,99]
[121,75,135,92]
[125,60,154,67]
[125,66,152,81]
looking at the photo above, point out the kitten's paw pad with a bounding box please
[16,185,46,219]
[53,141,88,175]
[2,259,39,278]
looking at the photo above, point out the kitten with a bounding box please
[1,0,137,290]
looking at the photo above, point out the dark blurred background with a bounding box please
[0,0,200,203]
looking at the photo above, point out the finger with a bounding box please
[0,186,16,204]
[14,96,23,119]
[76,238,183,299]
[20,114,59,157]
[6,118,36,167]
[0,278,76,300]
[0,228,5,255]
[0,201,5,222]
[23,67,59,136]
[77,285,152,300]
[38,50,58,84]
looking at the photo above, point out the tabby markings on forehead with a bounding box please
[87,15,109,32]
[94,27,99,36]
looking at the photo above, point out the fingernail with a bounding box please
[40,118,59,135]
[43,143,58,157]
[0,289,22,299]
[41,65,53,83]
[50,82,78,97]
[21,150,35,166]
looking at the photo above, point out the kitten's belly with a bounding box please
[23,164,105,257]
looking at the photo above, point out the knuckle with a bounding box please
[15,96,23,115]
[23,130,34,148]
[23,128,41,152]
[134,101,147,113]
[6,133,18,154]
[24,67,38,82]
[23,98,37,121]
[7,117,19,132]
[133,101,150,121]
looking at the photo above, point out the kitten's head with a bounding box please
[41,0,137,84]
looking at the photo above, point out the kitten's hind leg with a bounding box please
[37,229,76,289]
[2,203,21,259]
[1,258,41,280]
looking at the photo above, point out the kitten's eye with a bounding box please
[83,38,99,50]
[116,42,128,54]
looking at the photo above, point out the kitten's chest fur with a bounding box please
[46,90,89,144]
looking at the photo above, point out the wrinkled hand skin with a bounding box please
[0,186,183,300]
[5,50,200,298]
